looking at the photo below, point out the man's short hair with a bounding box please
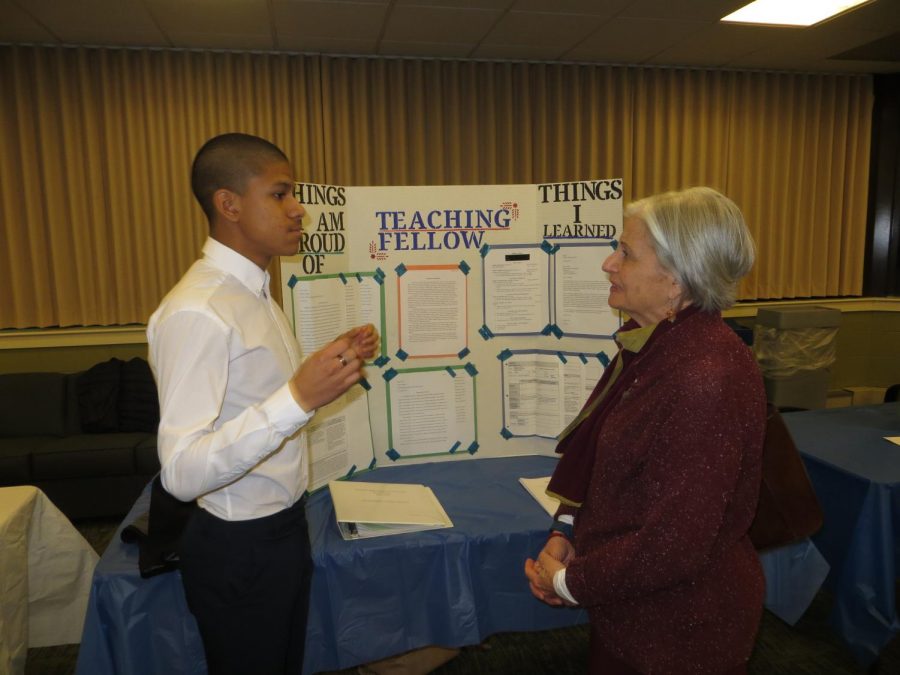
[190,133,289,222]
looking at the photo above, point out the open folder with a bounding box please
[328,480,453,540]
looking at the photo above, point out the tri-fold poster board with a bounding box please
[281,179,623,491]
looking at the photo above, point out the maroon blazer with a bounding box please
[562,310,767,674]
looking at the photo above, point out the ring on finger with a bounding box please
[338,355,347,367]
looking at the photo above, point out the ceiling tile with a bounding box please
[724,20,891,71]
[385,5,503,43]
[815,0,900,32]
[564,17,706,64]
[273,1,388,40]
[817,59,899,73]
[0,0,58,43]
[1,0,898,72]
[649,22,782,68]
[471,42,570,61]
[148,0,271,36]
[510,0,630,17]
[831,31,900,63]
[483,10,607,47]
[20,0,165,45]
[166,32,275,51]
[396,0,509,8]
[54,29,172,48]
[276,34,378,53]
[618,0,746,22]
[764,25,886,62]
[379,40,475,58]
[726,50,895,73]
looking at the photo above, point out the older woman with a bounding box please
[525,187,767,674]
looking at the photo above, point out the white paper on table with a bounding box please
[518,476,560,517]
[397,265,467,357]
[328,480,453,540]
[482,245,549,334]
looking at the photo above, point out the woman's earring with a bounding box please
[666,299,676,322]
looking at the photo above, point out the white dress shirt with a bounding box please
[147,238,313,521]
[553,569,578,605]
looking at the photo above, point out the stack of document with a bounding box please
[518,476,560,517]
[328,480,453,540]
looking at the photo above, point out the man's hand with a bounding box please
[288,338,362,411]
[340,324,379,361]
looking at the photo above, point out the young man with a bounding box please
[147,133,377,674]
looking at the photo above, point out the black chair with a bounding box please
[885,384,900,403]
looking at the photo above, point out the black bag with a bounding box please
[120,475,197,578]
[749,405,824,552]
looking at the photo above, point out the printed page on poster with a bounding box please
[307,388,375,491]
[386,366,476,459]
[501,353,562,438]
[397,265,467,358]
[554,243,619,338]
[288,273,385,358]
[501,350,607,439]
[482,244,550,335]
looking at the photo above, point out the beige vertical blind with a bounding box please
[0,46,323,328]
[319,57,538,186]
[0,46,872,329]
[722,71,872,300]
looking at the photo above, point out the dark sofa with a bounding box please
[0,358,161,520]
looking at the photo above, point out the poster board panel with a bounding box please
[282,180,623,483]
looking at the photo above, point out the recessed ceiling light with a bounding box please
[721,0,872,27]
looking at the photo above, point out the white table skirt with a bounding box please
[0,486,99,674]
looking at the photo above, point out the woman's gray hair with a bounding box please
[624,187,755,312]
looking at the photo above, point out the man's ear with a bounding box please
[213,188,241,223]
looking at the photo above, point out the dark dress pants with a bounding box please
[179,498,312,675]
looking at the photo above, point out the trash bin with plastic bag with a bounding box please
[753,306,841,410]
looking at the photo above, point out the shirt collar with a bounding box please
[202,237,270,298]
[614,304,704,354]
[615,322,657,354]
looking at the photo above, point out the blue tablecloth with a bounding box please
[76,453,830,674]
[302,456,591,671]
[77,455,589,675]
[783,402,900,667]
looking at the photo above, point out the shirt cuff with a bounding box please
[267,382,314,434]
[553,568,578,606]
